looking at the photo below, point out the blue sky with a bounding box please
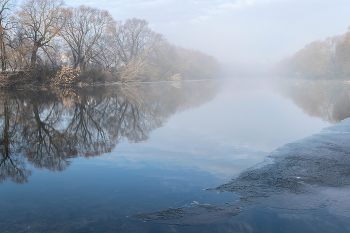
[64,0,350,64]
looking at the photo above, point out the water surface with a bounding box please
[1,78,349,232]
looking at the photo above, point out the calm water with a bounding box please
[1,78,350,232]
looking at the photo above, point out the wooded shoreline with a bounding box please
[277,28,350,80]
[0,0,219,88]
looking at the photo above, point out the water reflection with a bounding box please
[0,81,219,184]
[276,79,350,123]
[132,79,350,228]
[2,78,350,232]
[132,115,350,229]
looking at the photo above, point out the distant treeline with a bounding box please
[277,29,350,79]
[0,0,218,87]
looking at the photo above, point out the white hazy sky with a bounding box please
[66,0,350,64]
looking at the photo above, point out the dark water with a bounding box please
[1,78,350,232]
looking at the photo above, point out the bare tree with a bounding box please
[114,18,163,66]
[15,0,66,68]
[6,30,32,70]
[335,31,350,76]
[89,34,116,71]
[0,0,16,71]
[60,5,115,72]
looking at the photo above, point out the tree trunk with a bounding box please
[1,40,6,71]
[79,60,85,73]
[78,53,85,73]
[72,52,78,69]
[31,42,39,68]
[0,24,6,71]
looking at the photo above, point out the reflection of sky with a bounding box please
[0,160,239,232]
[96,79,330,179]
[0,79,342,232]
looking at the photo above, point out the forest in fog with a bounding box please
[0,0,218,87]
[278,28,350,80]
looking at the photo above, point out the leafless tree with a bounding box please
[114,18,164,66]
[0,1,218,85]
[89,34,116,71]
[0,0,15,71]
[15,0,66,68]
[6,30,32,70]
[60,5,115,72]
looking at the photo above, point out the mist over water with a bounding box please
[2,0,350,232]
[1,78,349,232]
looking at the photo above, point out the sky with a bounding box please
[66,0,350,64]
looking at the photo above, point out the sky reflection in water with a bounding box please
[1,78,349,232]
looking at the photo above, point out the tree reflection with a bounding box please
[0,99,32,183]
[0,81,219,183]
[131,80,350,226]
[276,79,350,123]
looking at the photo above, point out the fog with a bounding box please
[67,0,350,66]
